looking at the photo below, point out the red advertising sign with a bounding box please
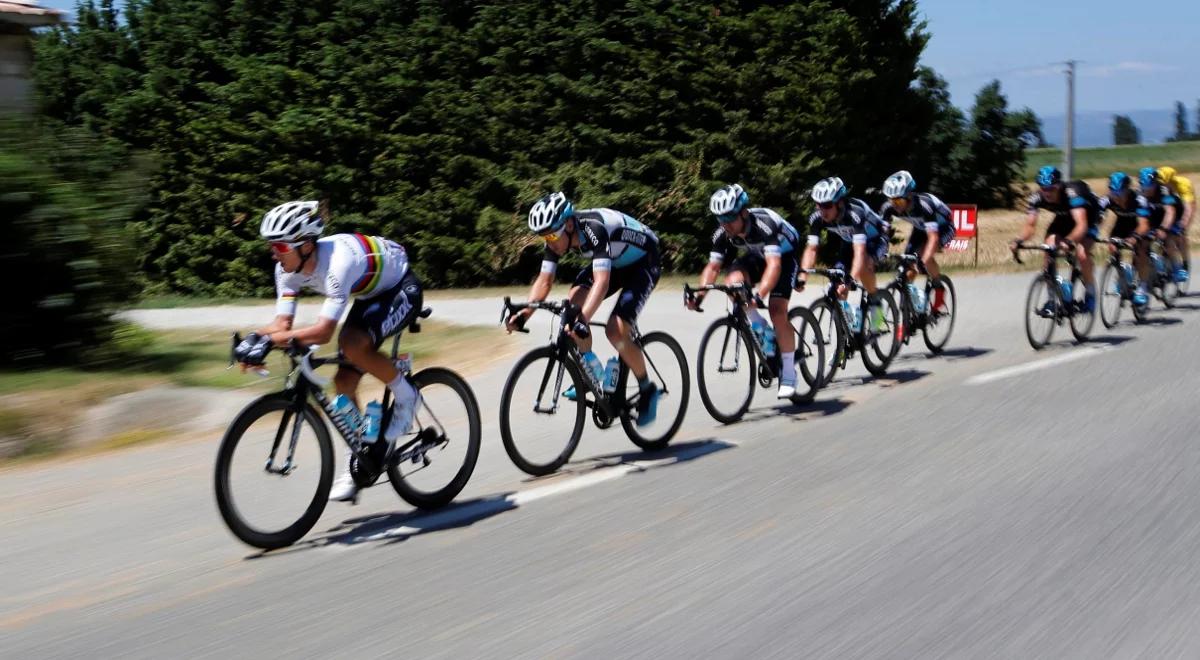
[946,204,977,252]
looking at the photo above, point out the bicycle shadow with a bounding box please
[770,396,855,420]
[247,439,735,556]
[894,345,993,364]
[1130,316,1183,327]
[1039,334,1135,350]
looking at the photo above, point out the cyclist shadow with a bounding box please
[1131,316,1183,327]
[535,438,737,480]
[893,346,993,364]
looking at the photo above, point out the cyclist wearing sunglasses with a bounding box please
[233,200,423,502]
[1140,167,1187,283]
[1098,172,1152,306]
[688,184,803,398]
[878,170,956,312]
[796,176,890,331]
[506,192,662,426]
[1013,165,1101,313]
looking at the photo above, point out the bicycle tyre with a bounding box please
[1024,275,1057,350]
[786,305,825,403]
[696,317,756,424]
[499,345,586,476]
[861,288,899,377]
[1098,264,1122,329]
[922,275,957,354]
[1069,269,1095,342]
[388,367,482,510]
[214,393,333,550]
[809,297,847,387]
[619,331,690,449]
[885,281,913,358]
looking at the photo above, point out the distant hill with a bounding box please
[1039,109,1178,148]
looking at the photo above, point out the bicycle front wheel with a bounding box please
[786,305,825,403]
[922,275,957,354]
[1099,264,1122,329]
[861,289,899,377]
[388,367,481,510]
[696,317,756,424]
[809,298,847,386]
[499,346,586,476]
[214,393,333,550]
[1068,269,1095,342]
[1025,275,1057,350]
[619,331,689,450]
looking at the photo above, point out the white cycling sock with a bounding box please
[781,352,795,380]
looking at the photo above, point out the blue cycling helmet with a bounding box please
[1108,171,1131,193]
[1036,165,1062,187]
[1138,166,1159,189]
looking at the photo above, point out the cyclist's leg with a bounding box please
[606,258,659,381]
[1078,228,1098,290]
[769,254,798,357]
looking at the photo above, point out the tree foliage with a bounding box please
[1112,115,1140,146]
[32,0,1032,294]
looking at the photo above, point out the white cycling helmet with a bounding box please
[260,201,323,242]
[528,192,574,234]
[811,177,848,204]
[709,183,749,219]
[882,170,916,198]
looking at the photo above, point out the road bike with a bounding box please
[881,253,957,356]
[1012,240,1095,349]
[804,268,900,385]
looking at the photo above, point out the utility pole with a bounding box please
[1064,60,1076,179]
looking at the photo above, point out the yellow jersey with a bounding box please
[1159,167,1195,203]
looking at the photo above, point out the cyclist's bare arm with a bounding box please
[1161,205,1177,234]
[580,268,610,322]
[506,271,554,332]
[1069,207,1088,243]
[264,316,338,346]
[1017,209,1038,243]
[688,261,722,309]
[257,314,294,336]
[758,254,781,300]
[798,245,818,282]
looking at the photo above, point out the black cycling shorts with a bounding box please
[1109,217,1140,240]
[904,224,955,255]
[573,255,661,322]
[728,252,799,300]
[1047,216,1100,242]
[832,236,887,270]
[344,270,423,349]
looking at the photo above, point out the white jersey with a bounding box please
[275,233,409,321]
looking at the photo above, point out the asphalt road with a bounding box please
[5,270,1200,659]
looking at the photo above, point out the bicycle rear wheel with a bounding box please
[499,346,587,476]
[214,393,333,550]
[696,317,756,424]
[1068,269,1095,342]
[1098,264,1122,329]
[809,298,846,386]
[619,331,689,449]
[387,367,481,510]
[1024,275,1058,350]
[885,282,913,358]
[861,289,899,377]
[922,275,957,354]
[786,305,825,403]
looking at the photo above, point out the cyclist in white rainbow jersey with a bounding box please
[233,201,423,502]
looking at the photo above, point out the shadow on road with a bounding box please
[247,439,735,556]
[894,345,994,363]
[738,395,855,424]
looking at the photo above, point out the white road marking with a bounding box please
[965,345,1116,386]
[337,439,738,545]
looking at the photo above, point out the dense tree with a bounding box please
[1171,100,1190,142]
[1112,115,1140,146]
[960,80,1027,207]
[32,0,1031,294]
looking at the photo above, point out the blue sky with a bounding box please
[919,0,1199,116]
[36,0,1199,118]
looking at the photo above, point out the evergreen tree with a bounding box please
[1112,115,1140,145]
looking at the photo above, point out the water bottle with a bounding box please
[762,326,777,357]
[1056,276,1072,301]
[332,394,363,438]
[602,357,619,394]
[581,351,605,389]
[840,300,860,331]
[908,283,926,313]
[362,400,383,443]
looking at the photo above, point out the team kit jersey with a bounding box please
[275,233,410,320]
[709,207,801,298]
[540,208,662,322]
[1098,194,1151,239]
[1141,185,1182,232]
[879,192,956,252]
[1026,181,1101,239]
[806,197,888,263]
[1163,174,1195,204]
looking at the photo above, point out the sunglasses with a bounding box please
[269,241,305,255]
[889,196,909,206]
[538,229,564,243]
[817,202,837,210]
[717,212,740,224]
